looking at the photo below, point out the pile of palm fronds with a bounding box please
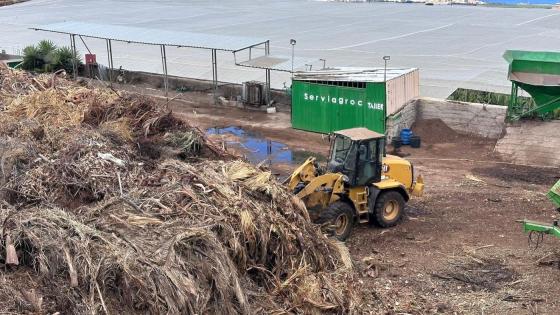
[0,64,357,314]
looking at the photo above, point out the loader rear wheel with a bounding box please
[373,191,405,228]
[317,201,354,241]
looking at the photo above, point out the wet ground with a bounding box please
[168,96,560,314]
[206,126,295,165]
[205,125,326,178]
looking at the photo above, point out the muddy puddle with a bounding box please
[206,126,326,177]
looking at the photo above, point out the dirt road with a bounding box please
[350,155,559,314]
[168,95,560,314]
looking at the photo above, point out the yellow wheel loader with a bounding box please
[288,128,424,241]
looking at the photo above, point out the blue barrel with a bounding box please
[400,128,413,145]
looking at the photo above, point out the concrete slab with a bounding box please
[1,0,559,98]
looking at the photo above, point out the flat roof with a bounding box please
[335,128,384,140]
[31,21,268,52]
[294,67,417,83]
[237,55,320,72]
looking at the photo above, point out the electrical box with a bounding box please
[242,81,265,106]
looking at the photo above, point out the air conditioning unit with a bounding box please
[242,81,265,106]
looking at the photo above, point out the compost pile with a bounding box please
[0,66,356,314]
[411,119,461,144]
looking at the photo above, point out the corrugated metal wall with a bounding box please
[385,69,419,116]
[291,81,386,134]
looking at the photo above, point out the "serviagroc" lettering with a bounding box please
[303,93,383,110]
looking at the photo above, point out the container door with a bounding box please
[363,83,387,134]
[330,86,367,132]
[292,81,330,133]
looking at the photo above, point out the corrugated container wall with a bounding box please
[386,69,419,116]
[291,68,419,134]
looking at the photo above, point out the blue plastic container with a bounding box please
[400,128,413,145]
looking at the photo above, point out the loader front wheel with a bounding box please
[373,191,405,228]
[317,201,354,241]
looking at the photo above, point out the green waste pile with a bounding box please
[0,65,356,314]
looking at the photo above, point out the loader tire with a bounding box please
[317,201,354,241]
[373,191,405,228]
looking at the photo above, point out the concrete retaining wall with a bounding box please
[127,71,292,105]
[387,98,559,167]
[495,121,560,167]
[386,100,417,141]
[385,97,507,141]
[83,67,292,109]
[0,53,20,60]
[416,97,507,139]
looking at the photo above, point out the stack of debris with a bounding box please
[0,65,356,314]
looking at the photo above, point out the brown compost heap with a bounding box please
[0,65,356,314]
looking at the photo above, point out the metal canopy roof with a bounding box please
[237,55,319,72]
[294,67,417,83]
[31,21,268,52]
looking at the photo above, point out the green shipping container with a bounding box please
[291,67,419,134]
[292,81,386,134]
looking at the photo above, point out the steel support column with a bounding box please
[264,41,271,105]
[160,45,169,98]
[265,69,271,105]
[212,49,218,102]
[106,39,114,84]
[508,81,519,121]
[70,34,78,79]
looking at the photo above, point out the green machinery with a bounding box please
[520,179,560,242]
[0,54,23,69]
[504,50,560,121]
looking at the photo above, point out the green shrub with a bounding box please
[448,88,560,120]
[53,46,77,73]
[22,44,42,70]
[447,88,534,107]
[21,40,82,74]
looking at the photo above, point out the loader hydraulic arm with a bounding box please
[287,157,347,210]
[288,157,318,190]
[295,173,346,210]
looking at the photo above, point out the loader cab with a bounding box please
[327,128,385,187]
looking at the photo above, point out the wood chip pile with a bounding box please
[0,65,357,314]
